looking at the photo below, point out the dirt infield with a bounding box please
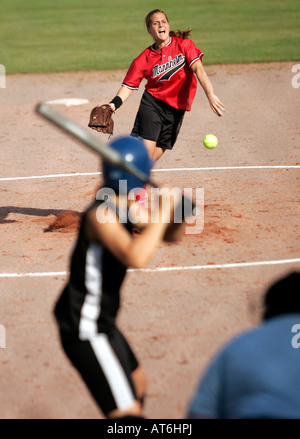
[0,62,299,419]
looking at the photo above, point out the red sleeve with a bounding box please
[183,39,204,67]
[121,57,144,90]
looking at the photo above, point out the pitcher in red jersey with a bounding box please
[107,9,225,162]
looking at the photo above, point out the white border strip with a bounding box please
[1,258,299,278]
[1,166,299,182]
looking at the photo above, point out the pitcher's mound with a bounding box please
[45,210,81,233]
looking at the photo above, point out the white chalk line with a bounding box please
[1,167,299,278]
[0,271,68,278]
[1,258,299,278]
[1,165,299,182]
[0,172,100,182]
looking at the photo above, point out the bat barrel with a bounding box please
[35,103,198,216]
[35,103,157,187]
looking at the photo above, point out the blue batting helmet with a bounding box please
[102,135,153,193]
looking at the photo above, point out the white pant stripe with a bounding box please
[90,334,136,410]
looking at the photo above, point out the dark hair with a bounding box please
[263,271,300,320]
[145,9,191,39]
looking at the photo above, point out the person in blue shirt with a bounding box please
[186,271,300,419]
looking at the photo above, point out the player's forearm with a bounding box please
[197,70,215,99]
[191,61,214,98]
[126,194,180,268]
[192,61,225,117]
[118,86,133,102]
[126,222,169,268]
[109,86,133,111]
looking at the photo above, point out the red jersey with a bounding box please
[122,36,204,111]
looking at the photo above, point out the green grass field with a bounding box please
[0,0,299,74]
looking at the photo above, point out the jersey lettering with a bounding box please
[153,54,186,81]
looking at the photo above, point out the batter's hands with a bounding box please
[208,93,226,117]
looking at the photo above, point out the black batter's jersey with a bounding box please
[54,199,134,338]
